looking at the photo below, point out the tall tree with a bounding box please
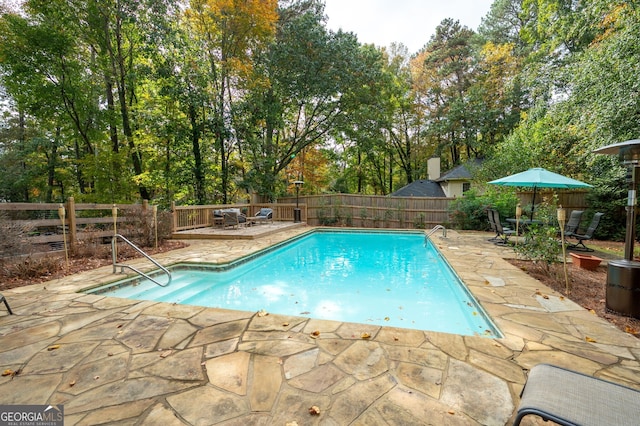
[185,0,278,203]
[413,19,477,168]
[239,0,372,199]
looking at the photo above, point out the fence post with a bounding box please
[171,201,177,233]
[67,196,77,246]
[142,199,148,211]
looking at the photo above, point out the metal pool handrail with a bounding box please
[111,234,171,287]
[426,225,447,238]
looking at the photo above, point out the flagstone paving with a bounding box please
[1,228,639,425]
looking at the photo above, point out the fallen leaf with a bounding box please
[625,326,638,335]
[589,309,596,315]
[282,322,289,327]
[585,336,597,343]
[384,317,390,321]
[308,405,321,415]
[69,380,76,387]
[2,369,13,377]
[393,336,399,341]
[94,375,100,380]
[310,330,320,339]
[160,350,173,358]
[361,332,371,339]
[257,309,269,317]
[47,345,60,351]
[448,410,456,415]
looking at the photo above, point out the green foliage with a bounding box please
[413,213,426,229]
[448,188,518,230]
[513,202,562,268]
[0,0,638,214]
[584,158,627,241]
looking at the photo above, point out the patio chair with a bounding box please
[222,210,246,229]
[249,208,273,225]
[492,210,516,246]
[487,209,501,242]
[513,363,640,426]
[0,292,13,315]
[562,210,583,237]
[567,212,604,252]
[559,210,583,243]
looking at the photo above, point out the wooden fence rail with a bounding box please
[0,197,151,253]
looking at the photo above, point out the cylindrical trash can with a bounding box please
[606,259,640,318]
[294,208,301,223]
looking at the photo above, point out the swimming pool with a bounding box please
[88,230,500,337]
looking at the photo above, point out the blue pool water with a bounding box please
[89,230,500,337]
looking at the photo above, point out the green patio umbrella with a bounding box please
[488,168,592,219]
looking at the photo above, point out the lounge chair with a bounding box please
[0,292,13,315]
[513,363,640,426]
[567,212,604,252]
[492,210,516,245]
[249,208,273,225]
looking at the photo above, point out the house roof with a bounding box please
[435,158,483,182]
[390,180,446,197]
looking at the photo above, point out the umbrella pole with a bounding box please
[530,186,537,220]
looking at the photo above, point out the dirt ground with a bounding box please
[2,239,639,339]
[507,239,640,339]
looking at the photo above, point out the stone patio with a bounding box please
[1,227,639,425]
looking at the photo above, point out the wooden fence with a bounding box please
[0,197,151,253]
[276,194,455,229]
[171,203,306,231]
[516,190,588,212]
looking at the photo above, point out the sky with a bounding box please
[323,0,495,54]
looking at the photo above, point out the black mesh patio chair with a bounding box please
[563,210,583,237]
[487,209,500,242]
[567,212,604,252]
[0,292,13,315]
[492,210,516,246]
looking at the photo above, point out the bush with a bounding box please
[512,201,562,271]
[119,207,173,248]
[448,189,519,230]
[585,167,627,241]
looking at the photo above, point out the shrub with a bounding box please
[448,188,519,230]
[512,200,562,272]
[119,207,173,248]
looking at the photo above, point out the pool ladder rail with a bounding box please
[111,234,172,287]
[425,225,447,242]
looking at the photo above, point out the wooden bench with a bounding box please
[514,364,640,426]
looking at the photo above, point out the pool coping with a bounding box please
[1,227,639,425]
